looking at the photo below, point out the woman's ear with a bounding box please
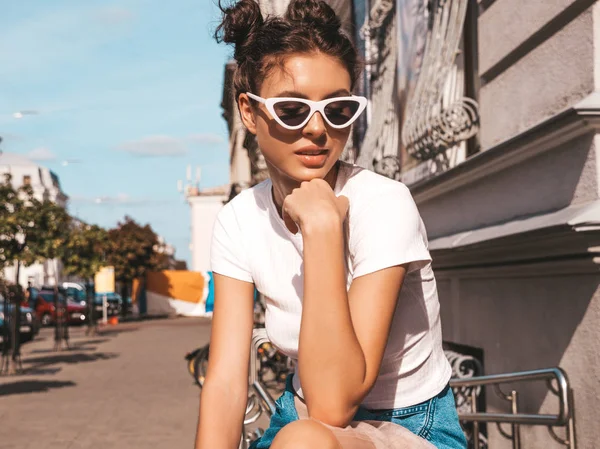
[238,93,257,135]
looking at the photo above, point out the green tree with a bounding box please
[106,216,169,317]
[0,175,73,366]
[62,223,108,330]
[0,174,39,273]
[34,199,72,270]
[0,174,73,278]
[62,223,108,281]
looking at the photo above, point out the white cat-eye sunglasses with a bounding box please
[246,92,368,130]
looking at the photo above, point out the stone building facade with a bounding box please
[219,1,600,447]
[412,2,600,448]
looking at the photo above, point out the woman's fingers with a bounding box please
[281,179,348,234]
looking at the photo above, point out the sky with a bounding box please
[0,0,233,266]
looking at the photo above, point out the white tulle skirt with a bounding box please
[293,396,436,449]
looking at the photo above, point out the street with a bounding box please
[0,317,211,449]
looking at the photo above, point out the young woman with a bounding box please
[195,1,467,448]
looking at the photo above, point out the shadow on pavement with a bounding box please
[23,352,118,375]
[73,338,110,346]
[97,327,140,336]
[29,346,100,355]
[0,380,76,396]
[23,366,63,375]
[28,339,110,354]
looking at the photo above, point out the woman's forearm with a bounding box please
[298,217,368,426]
[195,379,247,449]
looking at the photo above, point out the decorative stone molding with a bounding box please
[434,256,600,279]
[429,198,600,271]
[360,0,395,35]
[410,92,600,204]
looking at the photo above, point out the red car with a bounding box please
[27,289,87,326]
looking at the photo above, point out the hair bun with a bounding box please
[286,0,341,32]
[215,0,264,62]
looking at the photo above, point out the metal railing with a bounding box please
[244,329,577,449]
[450,367,577,449]
[239,328,278,449]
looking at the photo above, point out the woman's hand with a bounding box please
[282,178,349,234]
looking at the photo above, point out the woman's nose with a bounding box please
[302,111,326,138]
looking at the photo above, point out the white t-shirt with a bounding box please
[210,162,451,409]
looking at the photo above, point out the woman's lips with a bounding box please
[294,149,329,168]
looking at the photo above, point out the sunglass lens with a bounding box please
[273,101,311,127]
[324,100,360,126]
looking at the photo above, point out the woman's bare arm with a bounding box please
[299,218,407,427]
[280,179,407,428]
[195,273,255,449]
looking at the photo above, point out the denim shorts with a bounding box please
[250,375,467,449]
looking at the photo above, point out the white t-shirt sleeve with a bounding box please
[210,204,254,283]
[350,182,432,278]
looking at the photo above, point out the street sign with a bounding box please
[94,266,115,294]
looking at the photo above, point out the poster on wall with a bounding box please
[396,0,429,167]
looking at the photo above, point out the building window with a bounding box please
[23,175,31,185]
[400,0,480,171]
[355,0,399,172]
[355,0,481,184]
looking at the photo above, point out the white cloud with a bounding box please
[70,193,169,207]
[27,147,57,161]
[187,133,225,145]
[116,135,188,158]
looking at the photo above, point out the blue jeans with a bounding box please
[250,376,467,449]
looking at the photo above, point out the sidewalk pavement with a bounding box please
[0,317,211,449]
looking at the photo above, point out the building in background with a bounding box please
[221,60,257,201]
[0,151,69,287]
[0,152,68,207]
[366,1,598,448]
[186,184,229,272]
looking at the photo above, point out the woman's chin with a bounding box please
[286,161,341,185]
[266,156,340,184]
[290,165,332,182]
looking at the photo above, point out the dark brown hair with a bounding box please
[215,0,360,101]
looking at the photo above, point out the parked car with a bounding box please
[94,292,122,317]
[62,282,88,306]
[0,294,36,343]
[62,282,130,316]
[29,290,87,326]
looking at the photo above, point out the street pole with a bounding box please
[10,261,23,374]
[53,259,69,351]
[57,260,69,348]
[10,288,23,374]
[120,282,128,321]
[102,293,108,325]
[85,280,97,336]
[53,285,61,351]
[1,283,10,374]
[0,140,5,374]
